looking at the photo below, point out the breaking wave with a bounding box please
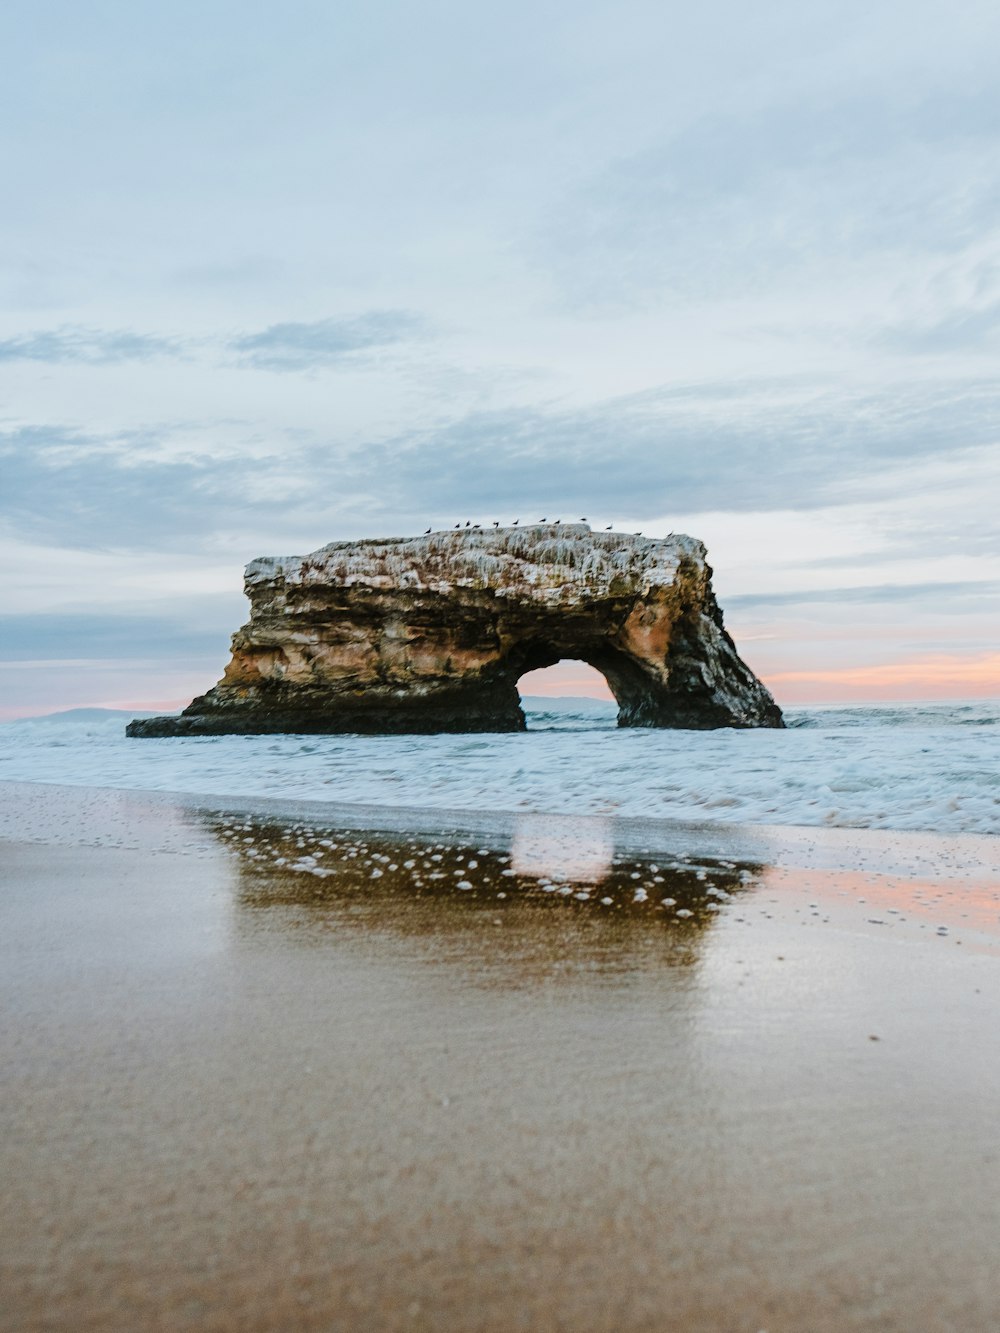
[1,696,997,836]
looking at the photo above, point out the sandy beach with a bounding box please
[3,779,1000,1332]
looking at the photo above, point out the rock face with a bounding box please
[127,524,783,736]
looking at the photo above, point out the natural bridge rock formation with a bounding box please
[128,524,783,736]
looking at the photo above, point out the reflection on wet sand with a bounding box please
[509,814,616,882]
[7,784,1000,1333]
[197,809,766,977]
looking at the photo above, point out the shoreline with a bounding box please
[4,781,1000,1330]
[3,776,998,869]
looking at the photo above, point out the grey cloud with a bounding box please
[0,419,379,552]
[800,525,1000,569]
[355,376,1000,520]
[727,581,1000,610]
[171,255,287,290]
[0,310,429,373]
[537,87,1000,308]
[0,612,235,662]
[0,326,185,364]
[0,424,259,549]
[4,373,998,553]
[880,299,1000,354]
[228,310,429,371]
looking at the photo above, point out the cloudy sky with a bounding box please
[2,0,999,717]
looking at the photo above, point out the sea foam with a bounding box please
[1,698,997,836]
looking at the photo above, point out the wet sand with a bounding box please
[2,781,1000,1332]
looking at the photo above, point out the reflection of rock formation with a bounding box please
[129,525,782,736]
[510,815,615,884]
[195,810,764,977]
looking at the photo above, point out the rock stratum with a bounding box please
[128,524,783,736]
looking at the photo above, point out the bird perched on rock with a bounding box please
[492,520,499,527]
[424,527,431,534]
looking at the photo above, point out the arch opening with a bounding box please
[516,658,618,730]
[499,635,677,731]
[517,659,614,704]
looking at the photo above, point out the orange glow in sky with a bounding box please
[5,649,998,723]
[517,651,1000,706]
[517,663,614,700]
[764,651,1000,702]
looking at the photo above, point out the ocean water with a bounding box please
[0,697,997,836]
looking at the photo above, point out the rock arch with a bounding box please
[128,524,783,736]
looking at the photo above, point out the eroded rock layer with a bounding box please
[128,524,783,736]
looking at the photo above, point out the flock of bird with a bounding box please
[423,519,642,535]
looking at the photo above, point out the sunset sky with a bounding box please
[2,0,998,718]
